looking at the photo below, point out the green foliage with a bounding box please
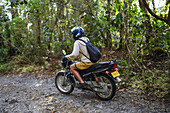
[17,65,41,73]
[0,61,16,74]
[120,58,169,98]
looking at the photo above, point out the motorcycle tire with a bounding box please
[96,74,116,101]
[55,73,74,94]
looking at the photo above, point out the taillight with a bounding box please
[111,64,117,69]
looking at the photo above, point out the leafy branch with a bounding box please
[141,0,170,25]
[55,2,94,16]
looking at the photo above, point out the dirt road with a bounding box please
[0,74,169,113]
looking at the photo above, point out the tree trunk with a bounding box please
[139,0,152,44]
[124,0,128,43]
[57,0,65,42]
[11,3,19,19]
[106,0,112,47]
[117,0,124,50]
[37,17,41,48]
[5,23,13,56]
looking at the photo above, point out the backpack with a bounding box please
[79,39,101,63]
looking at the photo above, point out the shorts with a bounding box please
[75,62,95,70]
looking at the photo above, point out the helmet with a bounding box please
[71,27,84,40]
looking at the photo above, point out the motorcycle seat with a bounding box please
[78,62,110,75]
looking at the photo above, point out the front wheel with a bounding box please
[55,73,74,94]
[96,74,116,101]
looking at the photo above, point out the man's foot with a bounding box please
[76,83,87,89]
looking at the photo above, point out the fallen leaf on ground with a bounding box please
[119,88,125,92]
[94,99,99,102]
[134,101,139,104]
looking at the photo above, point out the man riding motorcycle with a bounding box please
[55,27,121,100]
[65,27,95,88]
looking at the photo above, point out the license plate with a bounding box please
[111,71,120,78]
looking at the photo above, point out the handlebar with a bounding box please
[62,50,66,56]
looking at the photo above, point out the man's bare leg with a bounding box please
[70,64,84,83]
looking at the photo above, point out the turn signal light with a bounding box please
[106,71,109,74]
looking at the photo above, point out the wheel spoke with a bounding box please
[96,74,116,100]
[55,74,74,94]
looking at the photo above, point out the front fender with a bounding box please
[56,70,75,84]
[56,70,65,76]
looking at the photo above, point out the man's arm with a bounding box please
[65,41,79,60]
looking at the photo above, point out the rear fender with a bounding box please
[98,72,114,80]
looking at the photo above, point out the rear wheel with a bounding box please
[96,74,116,101]
[55,73,74,94]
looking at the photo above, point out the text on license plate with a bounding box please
[111,71,120,78]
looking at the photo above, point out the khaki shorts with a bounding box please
[75,62,95,70]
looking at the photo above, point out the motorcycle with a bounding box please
[55,50,121,101]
